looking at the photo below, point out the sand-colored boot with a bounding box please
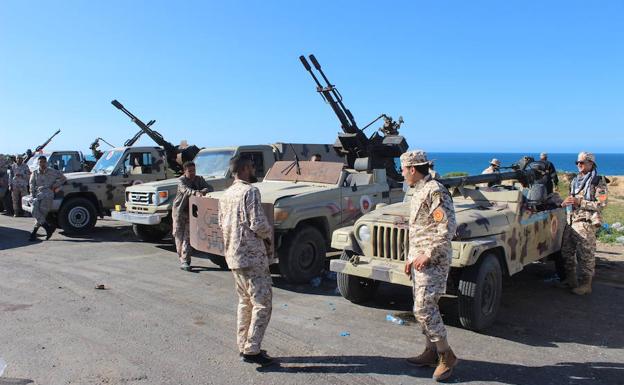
[433,348,458,382]
[556,269,577,289]
[572,277,592,295]
[406,347,438,367]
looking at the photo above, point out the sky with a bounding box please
[1,0,623,155]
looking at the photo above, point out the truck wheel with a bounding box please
[278,226,326,284]
[457,253,502,331]
[58,197,98,234]
[132,223,171,243]
[337,251,379,303]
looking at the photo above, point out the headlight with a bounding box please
[155,190,169,205]
[274,208,290,222]
[357,224,371,242]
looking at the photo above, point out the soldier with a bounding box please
[482,158,501,174]
[558,152,608,295]
[401,150,458,382]
[218,155,274,367]
[29,156,66,241]
[172,161,210,271]
[539,152,559,194]
[10,155,31,217]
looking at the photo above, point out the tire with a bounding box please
[132,222,171,243]
[278,226,326,283]
[337,251,379,303]
[58,197,98,234]
[457,253,503,331]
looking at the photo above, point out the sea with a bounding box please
[426,153,624,176]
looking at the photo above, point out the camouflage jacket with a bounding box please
[29,167,66,196]
[569,173,608,225]
[172,175,210,220]
[408,175,457,284]
[218,180,272,269]
[10,163,31,189]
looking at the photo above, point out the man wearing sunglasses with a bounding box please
[559,152,608,295]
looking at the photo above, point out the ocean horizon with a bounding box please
[426,152,624,176]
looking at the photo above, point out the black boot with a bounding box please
[29,225,40,241]
[42,222,55,240]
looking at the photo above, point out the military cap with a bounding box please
[490,158,501,167]
[400,150,430,167]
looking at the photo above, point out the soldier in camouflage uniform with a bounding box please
[172,161,210,271]
[218,155,274,367]
[29,156,66,241]
[559,152,608,295]
[401,150,458,382]
[10,155,31,217]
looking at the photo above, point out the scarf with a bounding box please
[571,169,597,200]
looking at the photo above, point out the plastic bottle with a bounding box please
[386,314,405,325]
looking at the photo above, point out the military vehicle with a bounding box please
[189,54,409,283]
[22,130,89,174]
[111,143,341,242]
[330,157,566,331]
[21,100,199,234]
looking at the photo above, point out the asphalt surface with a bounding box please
[1,214,623,385]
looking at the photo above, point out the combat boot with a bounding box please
[556,269,577,289]
[29,225,40,241]
[406,347,438,367]
[42,223,55,240]
[433,348,458,382]
[572,277,592,295]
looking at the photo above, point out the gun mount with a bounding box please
[89,137,117,160]
[300,54,408,182]
[24,129,61,162]
[111,100,200,175]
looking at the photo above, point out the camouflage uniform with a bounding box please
[402,151,457,343]
[10,162,31,215]
[561,156,608,283]
[218,180,273,355]
[29,167,66,226]
[171,175,210,265]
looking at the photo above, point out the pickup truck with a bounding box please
[26,151,89,173]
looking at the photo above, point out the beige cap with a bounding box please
[400,150,430,167]
[577,151,595,164]
[540,152,547,157]
[490,158,501,167]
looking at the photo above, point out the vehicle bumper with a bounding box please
[330,255,412,287]
[110,210,166,225]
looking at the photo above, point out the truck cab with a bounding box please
[26,151,87,173]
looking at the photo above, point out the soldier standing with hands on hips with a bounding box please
[218,155,275,367]
[10,154,31,217]
[29,155,66,241]
[558,152,608,295]
[172,161,211,271]
[401,150,458,382]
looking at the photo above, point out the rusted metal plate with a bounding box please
[189,196,274,258]
[265,160,343,185]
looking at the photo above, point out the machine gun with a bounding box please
[300,54,408,182]
[438,156,555,209]
[89,137,117,160]
[111,100,200,174]
[24,129,61,163]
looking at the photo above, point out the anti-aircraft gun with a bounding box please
[300,54,408,183]
[89,137,117,161]
[23,129,61,163]
[111,100,200,175]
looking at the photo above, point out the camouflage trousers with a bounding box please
[172,213,191,264]
[32,190,53,226]
[11,186,27,215]
[561,222,597,280]
[412,264,448,342]
[232,264,273,355]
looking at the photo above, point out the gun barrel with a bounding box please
[439,170,528,189]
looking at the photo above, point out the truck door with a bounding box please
[339,172,386,226]
[110,150,161,206]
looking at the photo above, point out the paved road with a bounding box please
[1,215,623,385]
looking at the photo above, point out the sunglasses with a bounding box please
[575,161,589,165]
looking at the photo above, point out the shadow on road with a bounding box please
[0,226,35,250]
[58,225,139,243]
[260,356,623,385]
[0,378,34,385]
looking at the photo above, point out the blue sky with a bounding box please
[1,0,623,155]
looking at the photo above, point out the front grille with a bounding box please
[128,191,152,205]
[372,225,409,261]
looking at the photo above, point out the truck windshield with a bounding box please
[92,150,124,174]
[194,150,234,178]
